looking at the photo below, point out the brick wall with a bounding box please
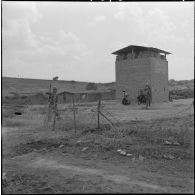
[150,58,169,102]
[115,54,169,103]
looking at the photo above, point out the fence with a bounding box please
[43,98,194,136]
[43,98,130,135]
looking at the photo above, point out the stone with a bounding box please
[164,140,172,145]
[59,144,64,148]
[120,151,126,155]
[163,154,175,160]
[3,172,6,182]
[126,153,133,157]
[173,141,180,146]
[81,147,88,152]
[139,155,144,161]
[117,149,126,155]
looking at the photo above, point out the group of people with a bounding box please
[48,83,152,119]
[122,82,152,109]
[122,91,131,105]
[138,83,152,108]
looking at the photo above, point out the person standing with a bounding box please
[46,87,59,122]
[144,83,152,108]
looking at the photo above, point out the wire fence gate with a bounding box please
[43,98,194,135]
[43,98,132,134]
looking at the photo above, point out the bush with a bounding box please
[86,82,97,90]
[21,96,28,99]
[169,88,194,99]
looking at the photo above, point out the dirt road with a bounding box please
[3,150,194,194]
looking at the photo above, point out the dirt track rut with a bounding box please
[30,157,179,193]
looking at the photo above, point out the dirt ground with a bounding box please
[2,99,194,194]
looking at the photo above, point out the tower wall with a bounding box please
[150,58,169,102]
[115,56,169,103]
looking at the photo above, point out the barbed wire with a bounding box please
[100,102,194,135]
[42,98,193,132]
[104,111,123,127]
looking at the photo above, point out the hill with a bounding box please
[2,77,194,100]
[2,77,111,97]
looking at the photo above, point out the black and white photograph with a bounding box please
[1,1,194,194]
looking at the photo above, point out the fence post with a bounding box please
[52,110,57,131]
[97,98,101,131]
[47,83,52,123]
[73,95,76,135]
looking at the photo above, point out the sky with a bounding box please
[2,1,194,82]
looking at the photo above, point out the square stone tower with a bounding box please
[112,45,171,103]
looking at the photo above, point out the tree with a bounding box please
[86,82,97,90]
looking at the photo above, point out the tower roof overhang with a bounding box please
[112,45,171,55]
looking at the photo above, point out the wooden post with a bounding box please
[47,82,52,123]
[52,110,56,131]
[49,82,52,93]
[73,95,76,135]
[97,98,101,131]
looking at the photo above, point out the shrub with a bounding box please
[169,88,194,99]
[86,82,97,90]
[21,96,28,99]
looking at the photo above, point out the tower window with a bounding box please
[123,54,127,60]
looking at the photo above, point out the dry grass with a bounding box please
[2,99,194,161]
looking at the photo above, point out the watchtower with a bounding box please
[112,45,171,103]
